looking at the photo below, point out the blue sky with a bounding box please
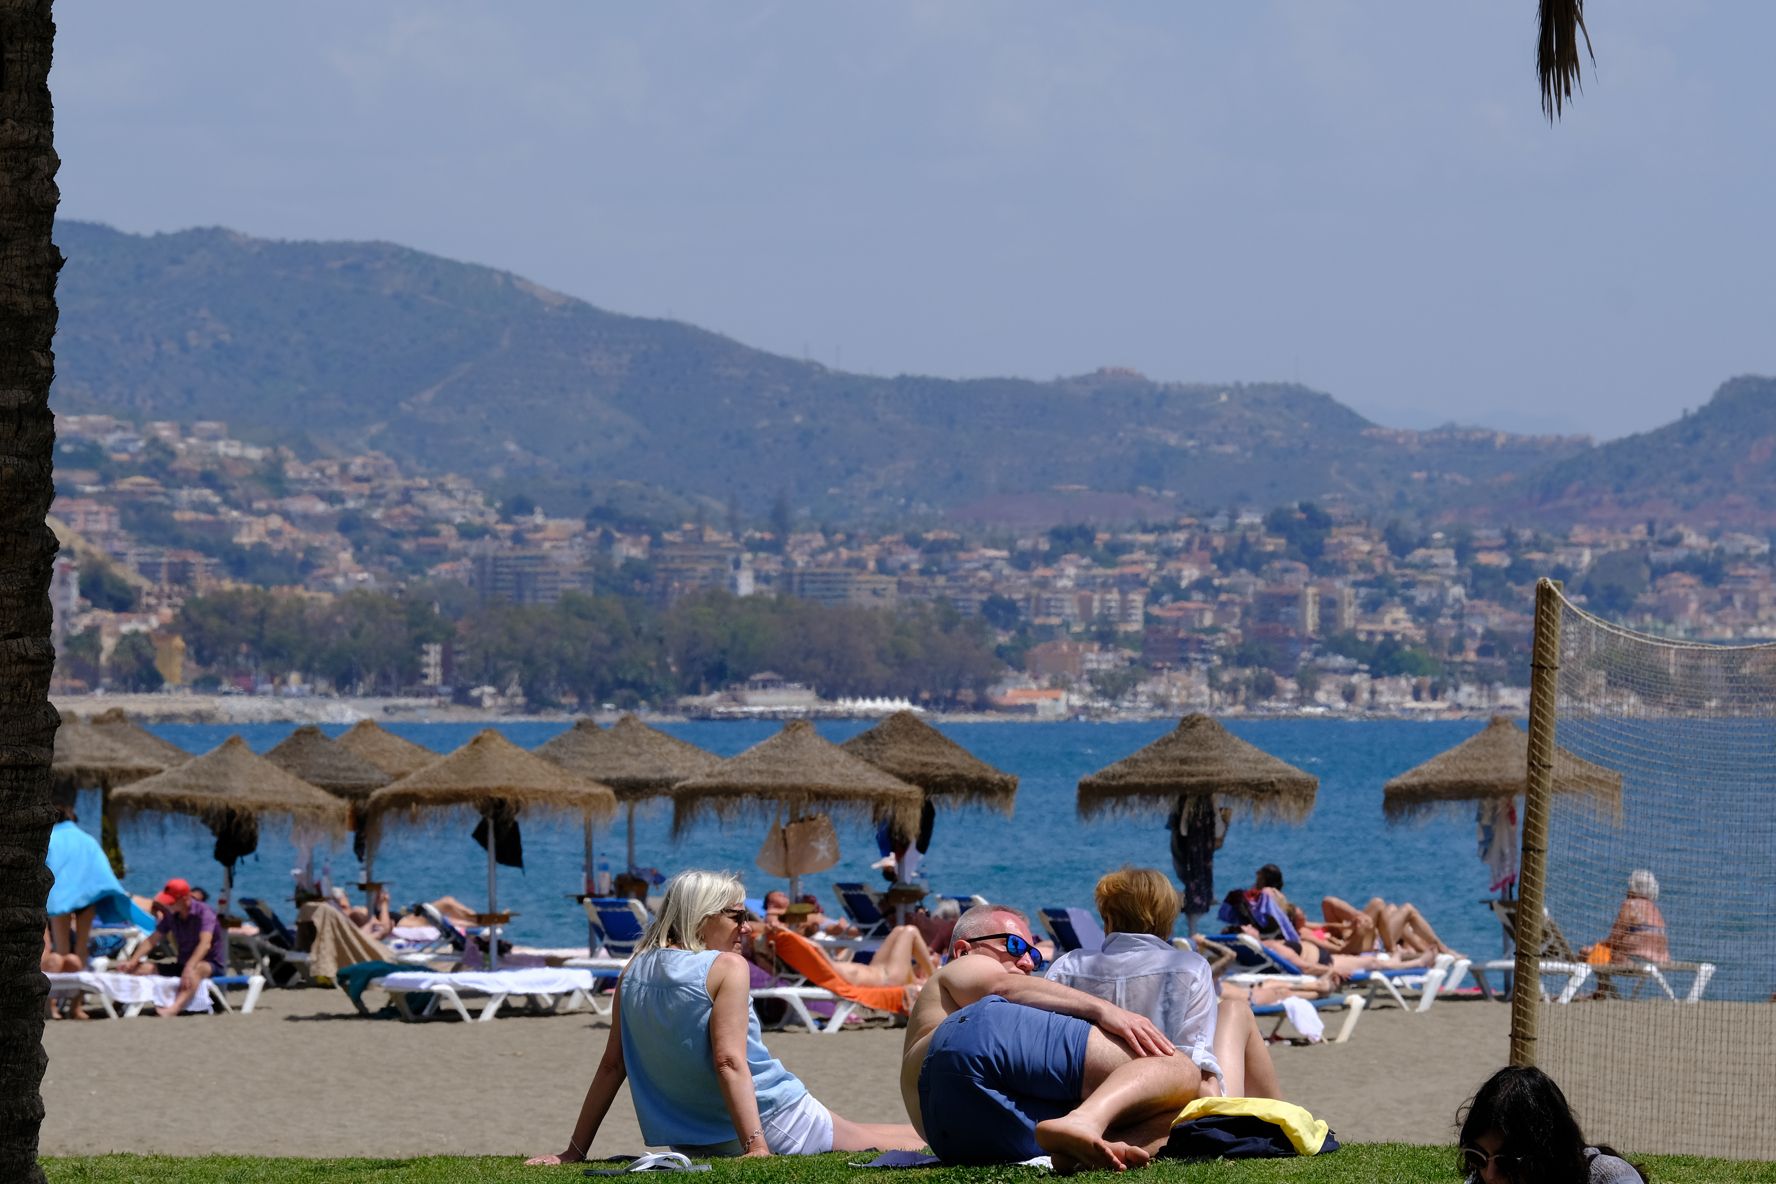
[49,2,1776,439]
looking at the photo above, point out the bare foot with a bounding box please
[155,1005,179,1017]
[1035,1117,1152,1173]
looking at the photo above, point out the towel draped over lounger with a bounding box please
[764,929,911,1014]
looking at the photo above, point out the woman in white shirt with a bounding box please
[1045,867,1279,1098]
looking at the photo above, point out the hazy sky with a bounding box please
[50,2,1776,439]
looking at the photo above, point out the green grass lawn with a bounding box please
[42,1149,1776,1183]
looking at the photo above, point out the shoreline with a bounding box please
[52,692,1519,727]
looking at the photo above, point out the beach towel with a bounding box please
[45,821,156,930]
[1478,798,1519,895]
[297,900,399,982]
[764,929,910,1014]
[1163,1097,1338,1159]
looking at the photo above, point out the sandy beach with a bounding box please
[40,987,1506,1158]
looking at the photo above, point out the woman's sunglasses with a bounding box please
[716,907,749,924]
[1460,1146,1522,1176]
[971,932,1044,968]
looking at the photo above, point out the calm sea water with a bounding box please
[74,717,1761,1000]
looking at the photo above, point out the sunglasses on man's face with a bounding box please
[971,932,1044,969]
[1460,1146,1522,1177]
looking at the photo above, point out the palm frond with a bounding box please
[1538,0,1595,121]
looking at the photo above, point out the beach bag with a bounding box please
[1163,1097,1339,1160]
[756,814,839,877]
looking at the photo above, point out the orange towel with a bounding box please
[765,929,910,1014]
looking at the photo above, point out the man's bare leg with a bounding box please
[157,965,212,1017]
[1034,1031,1202,1173]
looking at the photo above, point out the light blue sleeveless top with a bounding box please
[619,947,808,1150]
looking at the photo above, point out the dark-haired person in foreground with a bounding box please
[900,903,1204,1172]
[1458,1066,1645,1183]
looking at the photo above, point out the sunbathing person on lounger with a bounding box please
[1315,895,1458,958]
[901,902,1203,1172]
[763,890,859,939]
[528,870,924,1165]
[760,910,935,989]
[1047,868,1281,1100]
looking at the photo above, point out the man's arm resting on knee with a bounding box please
[943,959,1174,1056]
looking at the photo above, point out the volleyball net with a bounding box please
[1516,580,1776,1159]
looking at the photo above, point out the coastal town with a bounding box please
[50,414,1773,718]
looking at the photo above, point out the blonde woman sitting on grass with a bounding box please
[528,869,925,1165]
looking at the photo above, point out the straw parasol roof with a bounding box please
[1382,715,1623,821]
[264,725,392,801]
[1076,713,1319,823]
[671,719,923,835]
[840,710,1018,814]
[336,719,436,779]
[109,735,349,837]
[88,707,191,768]
[362,729,618,833]
[536,715,721,800]
[52,716,163,792]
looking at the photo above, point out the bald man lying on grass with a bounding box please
[899,903,1205,1172]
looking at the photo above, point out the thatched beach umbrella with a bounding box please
[672,719,923,895]
[1076,713,1319,823]
[363,730,617,966]
[336,719,436,779]
[109,735,349,905]
[841,710,1018,813]
[52,716,165,877]
[1381,715,1623,821]
[52,716,162,791]
[266,725,393,882]
[89,706,192,769]
[266,725,392,801]
[537,715,722,874]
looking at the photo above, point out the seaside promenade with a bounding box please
[40,988,1506,1158]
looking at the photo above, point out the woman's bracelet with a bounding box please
[567,1136,586,1161]
[743,1127,764,1150]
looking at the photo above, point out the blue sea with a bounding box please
[72,717,1761,1000]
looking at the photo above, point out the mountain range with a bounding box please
[48,220,1776,529]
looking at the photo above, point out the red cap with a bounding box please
[153,877,192,907]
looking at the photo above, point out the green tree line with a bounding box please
[174,586,1003,708]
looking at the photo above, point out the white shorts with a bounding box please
[762,1092,835,1156]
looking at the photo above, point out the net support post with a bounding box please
[1511,578,1562,1066]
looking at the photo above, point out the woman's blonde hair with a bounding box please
[1095,867,1180,939]
[635,869,746,955]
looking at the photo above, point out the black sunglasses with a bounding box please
[715,907,749,924]
[1460,1146,1522,1176]
[970,932,1044,968]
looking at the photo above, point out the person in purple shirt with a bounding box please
[118,877,225,1016]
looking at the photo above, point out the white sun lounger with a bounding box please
[374,967,608,1023]
[44,971,267,1017]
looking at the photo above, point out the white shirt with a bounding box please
[1045,931,1223,1083]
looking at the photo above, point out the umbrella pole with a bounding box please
[584,816,598,954]
[222,863,234,914]
[784,818,799,899]
[486,832,500,972]
[625,802,636,873]
[584,817,595,892]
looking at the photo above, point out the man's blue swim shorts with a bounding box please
[917,993,1091,1163]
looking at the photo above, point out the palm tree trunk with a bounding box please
[0,1,62,1180]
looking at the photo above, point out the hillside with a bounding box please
[1477,376,1776,528]
[52,220,1589,523]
